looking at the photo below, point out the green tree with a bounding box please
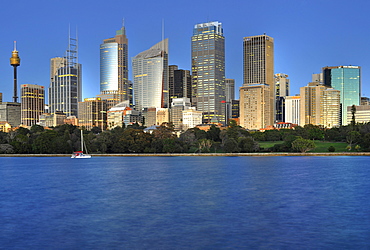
[223,138,239,153]
[292,137,316,153]
[351,104,356,128]
[238,137,259,152]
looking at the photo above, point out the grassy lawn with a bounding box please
[259,141,349,152]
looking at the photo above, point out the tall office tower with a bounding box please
[231,100,240,119]
[132,39,168,111]
[169,65,192,104]
[323,66,361,125]
[49,36,81,117]
[191,21,225,125]
[225,78,235,121]
[78,97,107,131]
[285,96,300,125]
[21,84,45,126]
[361,97,370,105]
[0,93,2,102]
[300,83,340,128]
[100,25,129,109]
[274,73,289,122]
[241,34,274,129]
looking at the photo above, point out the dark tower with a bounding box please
[10,41,21,103]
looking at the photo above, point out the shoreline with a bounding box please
[0,152,370,157]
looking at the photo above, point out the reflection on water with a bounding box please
[0,156,369,249]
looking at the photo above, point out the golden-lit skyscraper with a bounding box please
[191,21,225,125]
[240,34,274,129]
[99,24,129,109]
[21,84,45,126]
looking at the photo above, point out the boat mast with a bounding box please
[81,130,83,152]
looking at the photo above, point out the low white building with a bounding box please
[182,107,202,130]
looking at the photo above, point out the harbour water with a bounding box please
[1,156,369,249]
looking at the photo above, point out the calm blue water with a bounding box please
[0,156,370,249]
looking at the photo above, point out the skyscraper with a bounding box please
[323,65,361,125]
[225,78,235,120]
[100,24,129,109]
[191,21,225,124]
[169,65,192,104]
[275,73,290,122]
[240,34,274,129]
[132,39,169,111]
[49,36,81,117]
[21,84,45,126]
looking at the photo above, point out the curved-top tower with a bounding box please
[10,41,21,103]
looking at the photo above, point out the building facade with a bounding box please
[241,34,274,129]
[284,96,300,125]
[99,25,129,109]
[323,65,361,125]
[169,65,192,104]
[78,97,107,131]
[225,78,235,120]
[240,84,271,130]
[300,83,340,128]
[182,107,203,130]
[170,97,191,130]
[21,84,45,126]
[49,36,81,117]
[132,39,169,111]
[274,73,289,122]
[0,102,21,127]
[191,21,225,124]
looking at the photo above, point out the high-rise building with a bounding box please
[169,65,192,104]
[99,25,129,109]
[241,34,274,129]
[225,78,235,121]
[182,107,202,130]
[191,21,225,125]
[0,93,2,102]
[275,73,289,122]
[78,97,107,131]
[285,96,300,125]
[21,84,45,126]
[323,66,361,125]
[49,36,81,117]
[300,83,340,128]
[132,39,169,112]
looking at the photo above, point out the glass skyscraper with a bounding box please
[191,21,225,125]
[132,39,169,111]
[49,36,81,117]
[100,25,129,109]
[323,66,361,125]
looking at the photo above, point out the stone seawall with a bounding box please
[1,152,370,157]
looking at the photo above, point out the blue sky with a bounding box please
[0,0,369,102]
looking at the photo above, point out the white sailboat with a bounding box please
[71,130,92,159]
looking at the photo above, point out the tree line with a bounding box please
[1,120,370,154]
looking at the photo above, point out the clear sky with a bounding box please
[0,0,369,102]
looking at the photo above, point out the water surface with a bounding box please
[1,156,369,249]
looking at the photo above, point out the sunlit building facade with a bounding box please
[132,39,169,112]
[78,97,107,131]
[241,34,274,129]
[100,25,129,109]
[21,84,45,126]
[323,65,361,125]
[285,96,300,125]
[300,83,340,128]
[191,21,225,125]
